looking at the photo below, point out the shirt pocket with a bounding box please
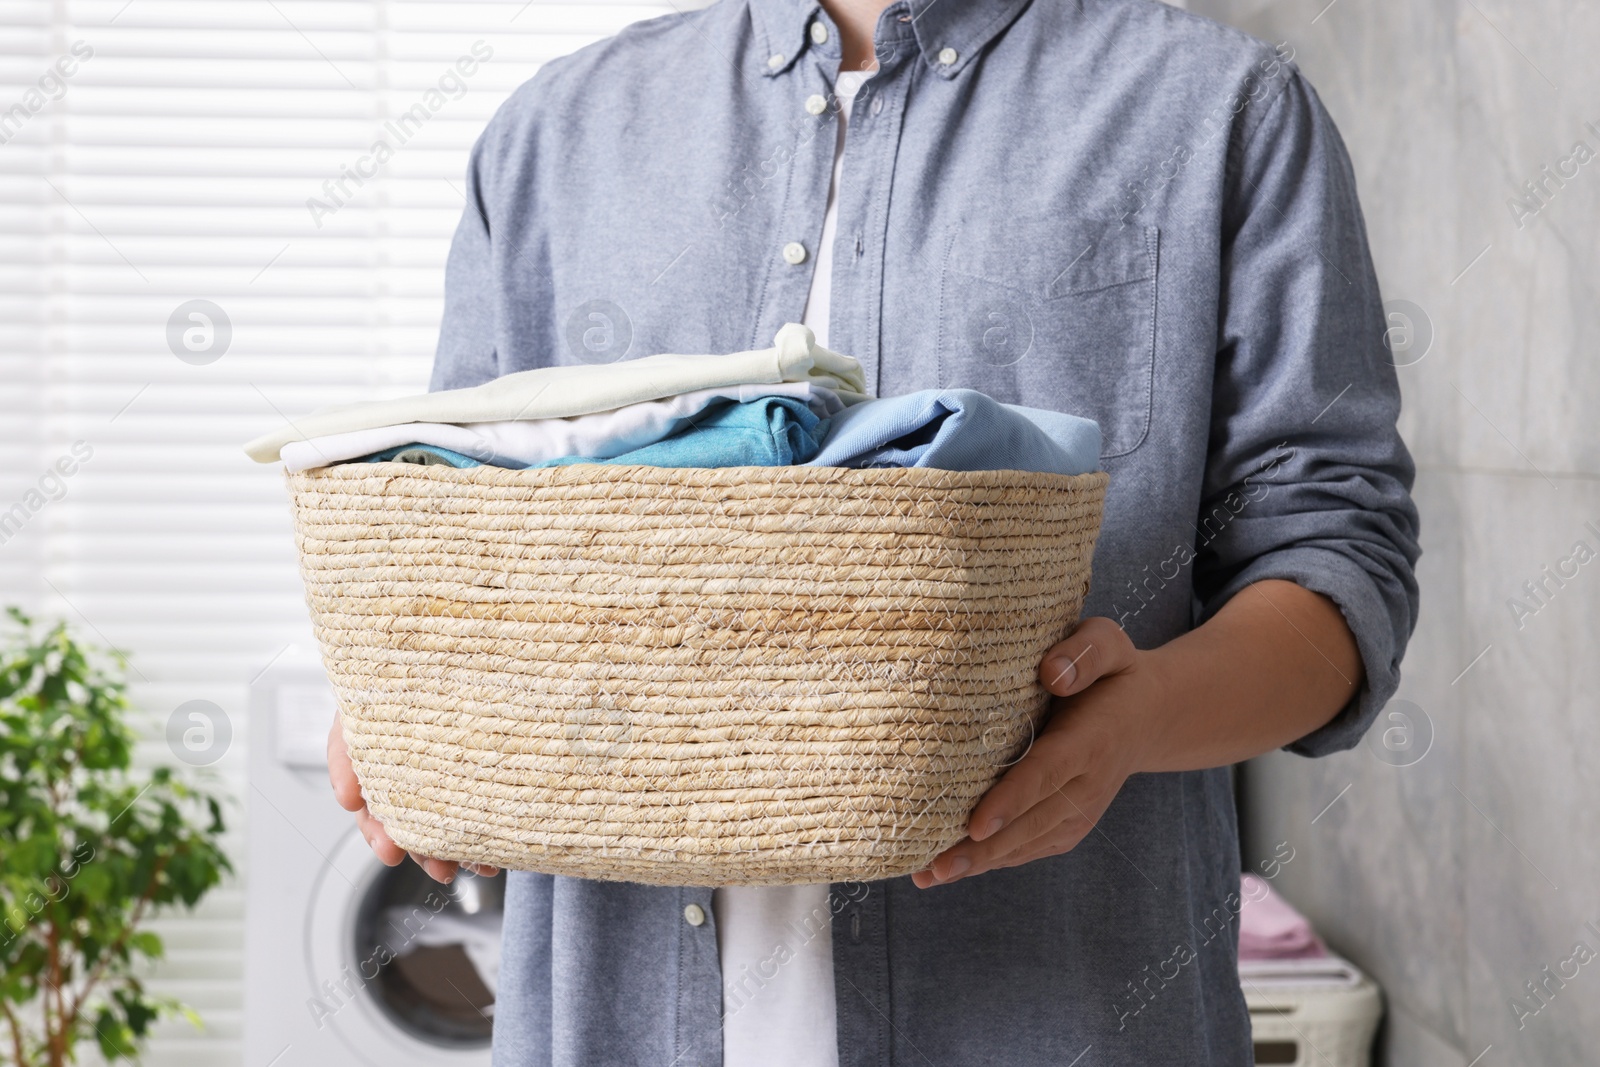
[936,215,1159,459]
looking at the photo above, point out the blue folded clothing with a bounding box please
[535,394,825,468]
[356,395,828,471]
[805,389,1100,475]
[361,443,486,468]
[356,389,1099,476]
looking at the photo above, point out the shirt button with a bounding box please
[783,242,808,265]
[683,903,706,927]
[767,53,786,69]
[805,93,829,116]
[871,96,884,116]
[938,47,959,66]
[810,22,829,45]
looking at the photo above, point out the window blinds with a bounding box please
[0,2,707,1062]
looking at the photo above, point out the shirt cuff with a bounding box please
[1197,544,1403,758]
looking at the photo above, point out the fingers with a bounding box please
[355,805,407,866]
[360,810,485,884]
[965,711,1101,844]
[420,860,499,881]
[1037,616,1136,697]
[412,854,461,884]
[913,772,1101,888]
[911,617,1145,890]
[967,778,1086,861]
[327,714,365,813]
[410,858,501,883]
[332,712,407,868]
[912,794,1079,888]
[976,831,1084,879]
[328,708,501,884]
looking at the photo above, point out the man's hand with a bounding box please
[912,580,1363,889]
[328,713,498,884]
[911,617,1154,888]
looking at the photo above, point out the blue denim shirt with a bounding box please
[430,1,1422,1064]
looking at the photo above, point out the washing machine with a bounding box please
[244,652,503,1065]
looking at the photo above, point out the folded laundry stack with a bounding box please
[244,322,1101,477]
[246,324,1110,887]
[1239,873,1360,983]
[274,382,847,472]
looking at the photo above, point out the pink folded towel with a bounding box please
[1239,874,1329,961]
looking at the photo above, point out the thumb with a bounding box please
[1037,616,1137,697]
[327,712,365,813]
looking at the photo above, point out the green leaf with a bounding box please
[128,930,164,959]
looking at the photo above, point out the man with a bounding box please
[330,1,1421,1063]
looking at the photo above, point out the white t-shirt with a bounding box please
[798,70,873,351]
[714,67,873,1067]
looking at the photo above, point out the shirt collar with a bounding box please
[747,0,1033,80]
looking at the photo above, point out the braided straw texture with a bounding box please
[288,462,1108,886]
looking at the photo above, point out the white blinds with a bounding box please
[0,2,707,1062]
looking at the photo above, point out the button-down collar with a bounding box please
[748,0,1033,79]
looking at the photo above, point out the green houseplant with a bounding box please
[0,608,231,1066]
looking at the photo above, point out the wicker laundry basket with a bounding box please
[288,462,1108,886]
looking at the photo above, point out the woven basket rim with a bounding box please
[289,461,1111,493]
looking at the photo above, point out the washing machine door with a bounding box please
[306,827,503,1065]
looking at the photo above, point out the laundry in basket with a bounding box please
[247,324,1109,886]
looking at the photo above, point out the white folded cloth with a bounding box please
[245,323,870,463]
[278,381,847,472]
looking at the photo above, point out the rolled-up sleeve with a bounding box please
[1193,69,1422,758]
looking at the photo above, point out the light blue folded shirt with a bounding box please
[361,443,486,468]
[358,390,1098,475]
[806,389,1101,475]
[535,394,825,468]
[357,395,829,470]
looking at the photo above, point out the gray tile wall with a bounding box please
[1186,1,1600,1064]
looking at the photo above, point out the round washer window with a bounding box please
[350,863,505,1048]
